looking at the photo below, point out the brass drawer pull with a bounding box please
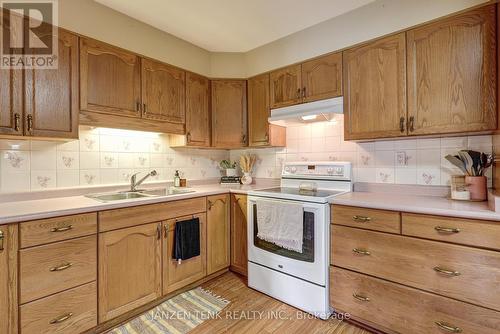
[352,215,371,223]
[434,226,460,234]
[27,114,33,132]
[208,198,226,210]
[49,312,73,324]
[435,321,462,333]
[353,293,370,302]
[51,225,73,233]
[50,262,73,272]
[433,266,460,277]
[352,248,371,256]
[0,230,4,251]
[14,113,20,132]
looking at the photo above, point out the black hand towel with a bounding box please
[173,218,200,263]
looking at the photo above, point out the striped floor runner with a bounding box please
[108,287,230,334]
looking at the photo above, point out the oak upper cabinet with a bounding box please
[230,194,248,276]
[98,222,162,322]
[211,80,248,148]
[142,59,185,124]
[302,52,343,102]
[80,38,141,118]
[343,33,407,140]
[163,213,207,294]
[270,64,302,108]
[406,5,497,135]
[248,74,286,147]
[25,29,79,139]
[185,72,211,147]
[207,194,230,275]
[0,224,18,334]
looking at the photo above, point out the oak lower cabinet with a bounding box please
[207,194,231,274]
[0,224,18,334]
[163,213,207,294]
[98,222,162,323]
[406,5,496,136]
[230,194,248,276]
[343,33,407,140]
[211,80,248,148]
[330,205,500,334]
[248,74,286,147]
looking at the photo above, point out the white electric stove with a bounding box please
[247,161,352,319]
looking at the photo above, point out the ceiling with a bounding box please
[94,0,375,52]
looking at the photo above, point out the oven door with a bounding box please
[247,195,329,286]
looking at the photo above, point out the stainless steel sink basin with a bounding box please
[85,187,195,202]
[85,191,153,202]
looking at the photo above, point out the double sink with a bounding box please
[85,187,195,202]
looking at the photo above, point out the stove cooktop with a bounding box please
[258,187,346,198]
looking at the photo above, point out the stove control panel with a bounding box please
[282,161,351,180]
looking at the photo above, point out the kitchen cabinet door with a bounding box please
[0,224,18,334]
[0,12,23,136]
[185,72,210,147]
[211,80,247,148]
[230,194,248,276]
[142,58,185,124]
[80,38,141,118]
[98,222,162,323]
[25,29,79,139]
[270,64,302,109]
[343,33,407,140]
[163,213,207,294]
[302,52,343,103]
[207,194,230,275]
[407,5,497,135]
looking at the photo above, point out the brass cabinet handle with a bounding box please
[352,248,371,256]
[186,132,191,143]
[264,132,269,142]
[208,198,226,210]
[27,114,33,132]
[136,102,141,112]
[433,266,460,277]
[408,116,415,132]
[164,225,169,239]
[352,215,371,223]
[49,312,73,324]
[302,87,306,98]
[156,224,161,240]
[51,225,73,233]
[353,293,370,302]
[0,230,4,251]
[435,321,462,333]
[143,103,147,115]
[399,116,405,133]
[14,113,20,132]
[241,134,247,144]
[50,262,73,272]
[296,88,301,99]
[434,226,460,234]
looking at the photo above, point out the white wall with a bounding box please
[244,0,487,76]
[58,0,211,76]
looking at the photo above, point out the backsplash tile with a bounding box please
[229,115,493,187]
[0,126,229,193]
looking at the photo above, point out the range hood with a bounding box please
[268,96,343,127]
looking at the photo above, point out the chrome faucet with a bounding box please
[130,170,157,191]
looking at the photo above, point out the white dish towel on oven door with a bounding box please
[256,200,304,253]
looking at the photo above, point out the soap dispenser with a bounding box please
[174,170,181,187]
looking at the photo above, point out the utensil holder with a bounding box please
[465,176,487,201]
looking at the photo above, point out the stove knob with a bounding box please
[290,167,297,174]
[335,167,343,175]
[284,166,290,173]
[327,167,334,174]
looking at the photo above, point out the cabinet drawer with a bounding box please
[332,205,400,233]
[331,225,500,311]
[330,267,500,334]
[20,235,97,304]
[99,197,207,232]
[20,281,97,334]
[402,213,500,250]
[20,213,97,248]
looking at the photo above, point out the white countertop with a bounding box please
[0,183,275,225]
[331,191,500,222]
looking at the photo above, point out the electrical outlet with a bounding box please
[396,151,408,166]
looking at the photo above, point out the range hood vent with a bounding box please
[268,96,343,127]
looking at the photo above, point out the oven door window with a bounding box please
[253,204,314,262]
